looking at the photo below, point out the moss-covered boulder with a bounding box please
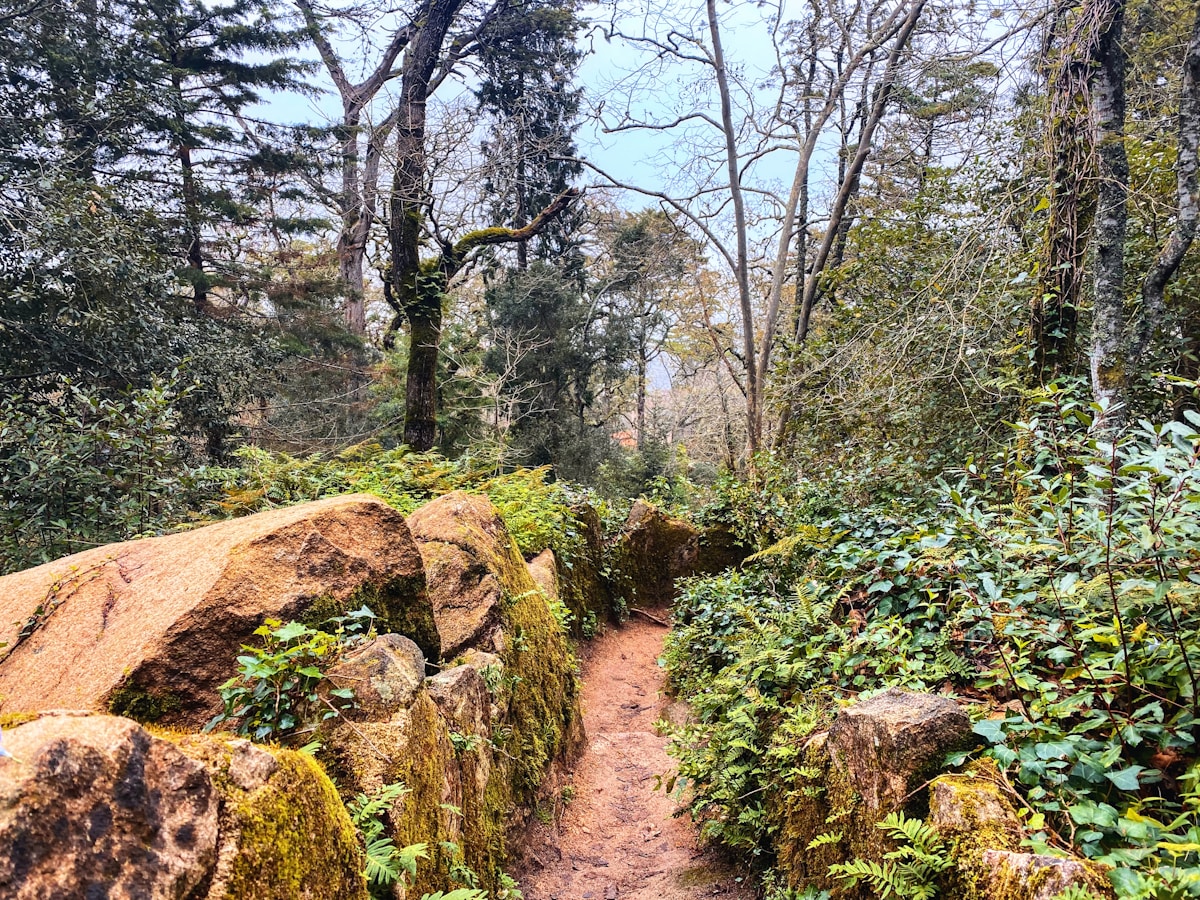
[171,733,369,900]
[827,689,971,821]
[556,502,613,636]
[607,499,699,608]
[979,851,1114,899]
[408,492,584,874]
[320,690,464,897]
[928,760,1023,899]
[774,689,972,895]
[0,712,219,900]
[0,495,438,728]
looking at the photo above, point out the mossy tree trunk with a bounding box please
[1035,0,1122,384]
[1088,0,1129,428]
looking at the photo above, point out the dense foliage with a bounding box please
[664,390,1200,897]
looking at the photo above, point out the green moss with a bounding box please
[773,736,853,893]
[300,577,440,664]
[320,694,463,897]
[107,684,181,723]
[929,762,1023,900]
[168,733,368,900]
[223,753,367,899]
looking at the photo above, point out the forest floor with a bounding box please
[513,612,755,900]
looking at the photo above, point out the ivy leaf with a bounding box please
[1105,765,1143,791]
[272,621,312,642]
[973,719,1006,745]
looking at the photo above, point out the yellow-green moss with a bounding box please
[168,733,369,900]
[301,577,440,663]
[223,753,367,899]
[319,693,463,897]
[929,761,1023,900]
[980,853,1114,900]
[773,737,855,893]
[0,711,40,729]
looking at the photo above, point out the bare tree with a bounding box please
[588,0,928,460]
[296,0,415,334]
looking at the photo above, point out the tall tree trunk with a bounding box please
[636,344,647,450]
[1088,0,1129,425]
[404,305,442,451]
[707,0,758,455]
[171,65,207,313]
[1140,8,1200,369]
[1034,1,1113,382]
[337,109,366,333]
[298,0,414,335]
[795,0,925,345]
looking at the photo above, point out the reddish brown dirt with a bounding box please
[514,615,754,900]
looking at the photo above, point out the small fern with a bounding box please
[827,811,951,899]
[807,830,844,849]
[347,782,416,889]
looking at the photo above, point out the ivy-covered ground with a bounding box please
[659,390,1200,900]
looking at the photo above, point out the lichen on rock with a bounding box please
[0,712,219,900]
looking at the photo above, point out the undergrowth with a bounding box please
[663,386,1200,898]
[200,443,607,564]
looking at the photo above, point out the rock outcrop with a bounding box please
[0,490,604,900]
[826,688,972,818]
[172,733,369,900]
[776,688,974,891]
[408,493,584,862]
[607,500,700,608]
[0,495,438,728]
[0,712,369,900]
[981,851,1113,899]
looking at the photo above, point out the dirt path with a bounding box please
[514,615,754,900]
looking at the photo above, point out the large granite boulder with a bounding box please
[0,712,219,900]
[408,492,514,659]
[0,495,438,728]
[607,499,699,608]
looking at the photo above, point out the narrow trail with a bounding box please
[515,615,754,900]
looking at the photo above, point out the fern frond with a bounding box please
[807,830,844,849]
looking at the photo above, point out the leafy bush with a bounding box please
[204,444,602,560]
[663,388,1200,896]
[0,377,190,571]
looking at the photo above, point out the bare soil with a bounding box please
[514,614,755,900]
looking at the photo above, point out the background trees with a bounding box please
[3,0,1200,553]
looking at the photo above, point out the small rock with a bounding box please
[324,634,425,720]
[604,884,618,899]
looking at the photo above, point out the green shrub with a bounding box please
[0,377,189,571]
[206,609,375,741]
